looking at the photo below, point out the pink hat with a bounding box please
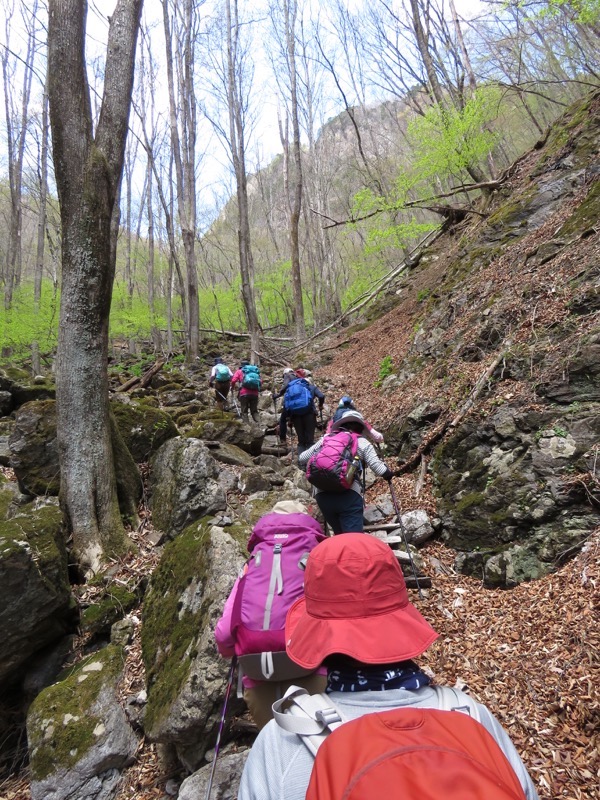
[286,534,438,670]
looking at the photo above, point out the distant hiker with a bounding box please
[231,359,262,424]
[209,356,233,411]
[294,366,312,383]
[214,501,327,730]
[277,375,325,459]
[238,534,538,800]
[300,409,395,534]
[329,395,384,443]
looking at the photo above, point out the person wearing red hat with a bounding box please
[238,534,538,800]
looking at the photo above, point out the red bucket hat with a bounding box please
[286,534,438,670]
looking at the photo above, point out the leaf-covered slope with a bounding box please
[315,89,600,584]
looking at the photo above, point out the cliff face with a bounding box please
[317,90,600,586]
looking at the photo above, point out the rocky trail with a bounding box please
[1,90,599,800]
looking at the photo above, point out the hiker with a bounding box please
[231,359,262,424]
[277,374,325,459]
[208,356,233,411]
[300,409,396,534]
[238,534,539,800]
[273,368,301,444]
[214,501,327,730]
[329,395,384,443]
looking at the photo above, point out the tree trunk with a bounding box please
[225,0,261,363]
[32,76,50,376]
[162,0,199,361]
[284,0,306,342]
[48,0,143,573]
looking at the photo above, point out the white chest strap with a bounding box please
[272,686,347,757]
[273,684,481,757]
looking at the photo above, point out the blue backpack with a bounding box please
[215,364,231,382]
[242,364,261,389]
[284,378,313,413]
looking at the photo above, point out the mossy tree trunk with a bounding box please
[47,0,143,572]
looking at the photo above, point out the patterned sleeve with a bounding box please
[357,437,390,476]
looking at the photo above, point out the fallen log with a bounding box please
[115,359,165,393]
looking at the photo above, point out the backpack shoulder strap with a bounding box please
[273,686,347,757]
[433,685,481,723]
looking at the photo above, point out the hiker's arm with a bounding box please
[313,386,325,407]
[214,578,240,658]
[298,437,323,466]
[477,705,540,800]
[359,439,394,481]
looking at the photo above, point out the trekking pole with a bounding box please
[216,389,229,416]
[387,480,424,600]
[229,389,242,419]
[205,655,237,800]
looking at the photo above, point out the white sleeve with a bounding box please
[298,437,324,466]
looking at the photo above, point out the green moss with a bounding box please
[81,584,137,637]
[0,503,68,595]
[556,179,600,240]
[28,645,125,781]
[453,492,486,514]
[141,521,215,733]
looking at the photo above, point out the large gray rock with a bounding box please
[141,524,246,771]
[0,488,72,684]
[110,397,179,462]
[9,400,60,495]
[187,414,264,456]
[432,403,600,586]
[400,510,435,545]
[178,748,250,800]
[151,437,232,537]
[27,645,138,800]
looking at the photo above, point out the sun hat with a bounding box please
[329,409,368,435]
[271,500,309,515]
[285,534,438,670]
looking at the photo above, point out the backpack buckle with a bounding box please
[315,706,343,727]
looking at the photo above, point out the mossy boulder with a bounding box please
[208,441,255,468]
[151,437,232,538]
[111,397,179,462]
[141,523,245,770]
[0,368,55,411]
[0,493,72,684]
[80,582,138,640]
[27,645,138,800]
[187,414,264,455]
[9,400,60,495]
[432,404,600,586]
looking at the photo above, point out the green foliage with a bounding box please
[408,89,500,182]
[0,280,59,356]
[375,355,394,387]
[110,283,171,342]
[536,0,600,24]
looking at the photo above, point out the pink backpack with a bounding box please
[231,512,325,680]
[306,431,361,492]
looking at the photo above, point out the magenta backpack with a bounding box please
[306,431,361,492]
[231,512,325,678]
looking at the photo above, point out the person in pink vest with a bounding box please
[215,500,327,729]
